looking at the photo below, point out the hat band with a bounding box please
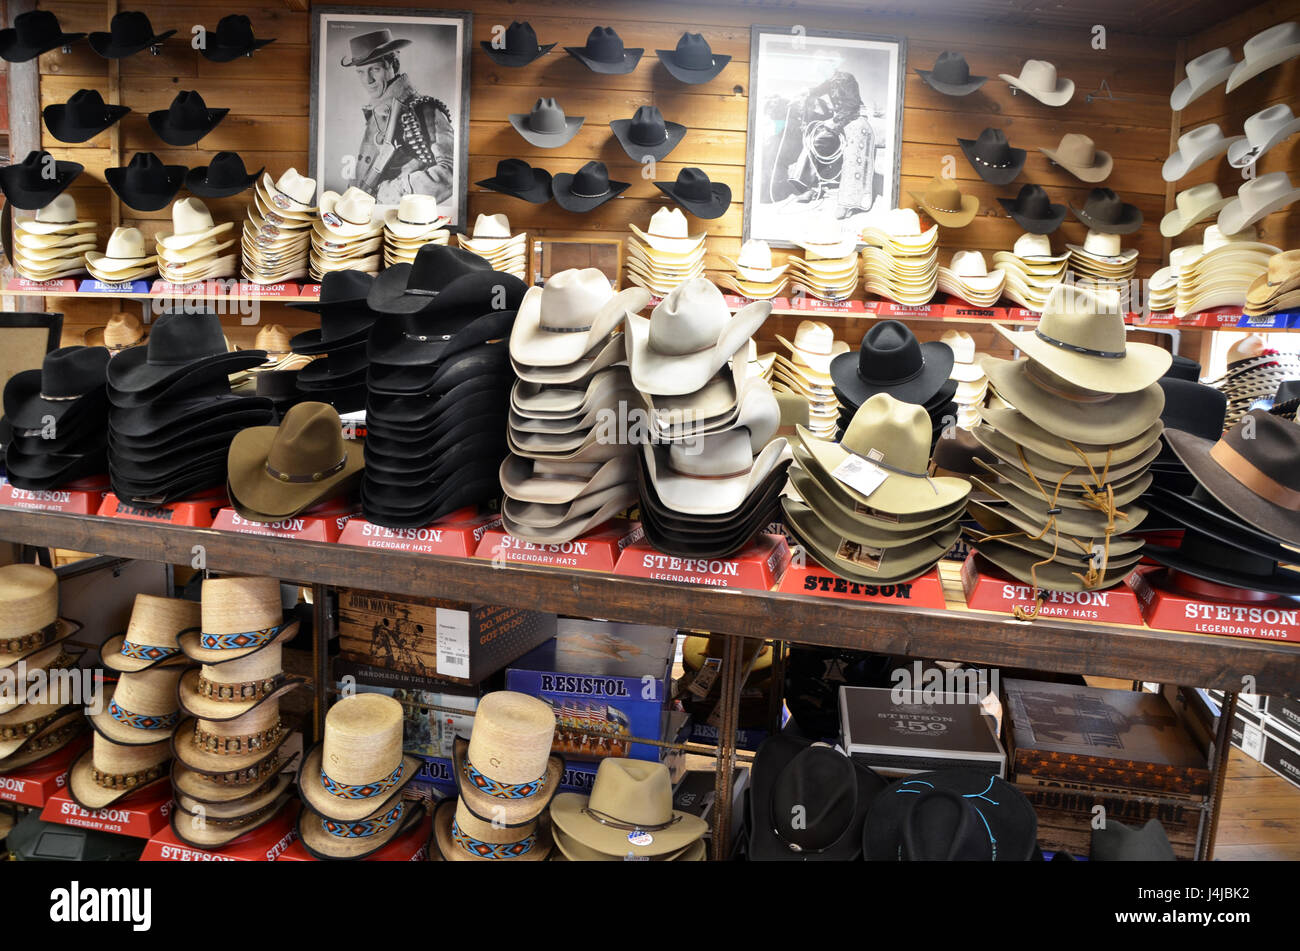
[464,758,548,799]
[193,718,283,756]
[860,354,925,388]
[265,454,348,484]
[539,323,593,334]
[581,805,683,832]
[93,761,165,791]
[197,673,283,703]
[451,816,537,858]
[324,801,405,839]
[37,392,81,401]
[182,796,281,829]
[197,622,284,651]
[203,751,281,786]
[397,215,439,227]
[1033,328,1125,359]
[1210,439,1300,508]
[320,759,406,800]
[23,721,80,755]
[119,639,180,663]
[0,708,63,741]
[0,621,58,654]
[109,699,179,732]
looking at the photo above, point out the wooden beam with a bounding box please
[5,0,39,160]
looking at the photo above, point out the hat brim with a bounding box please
[0,160,84,210]
[0,617,79,671]
[147,108,229,147]
[176,668,307,722]
[609,118,688,161]
[829,340,954,407]
[641,436,790,515]
[957,138,1027,185]
[200,37,275,63]
[789,466,964,548]
[225,425,364,521]
[508,114,584,148]
[296,741,421,824]
[1225,43,1300,93]
[564,46,643,74]
[0,29,86,63]
[65,742,170,811]
[0,713,85,773]
[552,174,631,213]
[1218,186,1300,236]
[509,285,645,367]
[475,167,553,204]
[916,68,988,96]
[88,28,177,58]
[654,180,731,219]
[98,633,186,673]
[990,324,1169,393]
[170,715,291,776]
[451,735,563,826]
[430,798,554,861]
[480,40,556,67]
[43,102,131,144]
[1040,146,1114,183]
[177,618,299,665]
[549,791,706,857]
[170,782,294,849]
[297,796,428,861]
[1069,202,1144,235]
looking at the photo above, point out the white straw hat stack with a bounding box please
[156,197,237,285]
[10,194,97,282]
[1064,230,1138,309]
[242,168,318,284]
[937,250,1006,307]
[858,208,939,305]
[769,320,847,438]
[992,231,1068,312]
[382,193,449,267]
[625,207,706,297]
[784,218,861,302]
[719,239,788,300]
[1163,225,1280,317]
[941,329,989,430]
[310,186,383,280]
[86,226,158,284]
[457,212,527,281]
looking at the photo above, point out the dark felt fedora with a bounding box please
[655,32,730,84]
[43,89,130,144]
[148,90,228,147]
[0,150,84,210]
[1158,378,1226,439]
[105,152,185,212]
[476,158,552,204]
[916,51,987,96]
[367,243,527,316]
[186,151,262,198]
[565,26,642,74]
[553,161,630,213]
[3,346,110,430]
[610,105,687,162]
[653,167,730,219]
[89,11,175,58]
[1070,187,1144,235]
[106,312,265,395]
[200,14,274,63]
[0,10,84,63]
[480,21,553,67]
[830,320,955,407]
[339,29,409,68]
[958,128,1026,186]
[997,184,1066,235]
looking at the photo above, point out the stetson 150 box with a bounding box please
[337,588,556,686]
[839,685,1006,778]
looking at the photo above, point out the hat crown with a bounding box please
[104,226,146,259]
[345,29,396,65]
[266,401,347,479]
[793,319,833,355]
[38,345,109,397]
[1244,21,1300,57]
[1267,249,1300,283]
[204,151,248,185]
[1177,182,1223,214]
[950,250,989,279]
[1055,132,1096,165]
[941,329,976,362]
[110,11,154,43]
[856,319,924,387]
[92,732,170,775]
[125,593,199,652]
[393,192,440,227]
[673,32,713,68]
[771,745,858,849]
[167,90,211,129]
[1013,231,1053,257]
[673,167,713,201]
[66,88,109,122]
[124,151,162,185]
[465,691,556,784]
[34,192,78,224]
[841,393,932,474]
[648,277,728,355]
[584,26,625,61]
[328,186,376,226]
[1018,58,1059,91]
[528,96,567,133]
[273,168,317,207]
[503,21,540,53]
[215,14,255,46]
[1245,103,1295,141]
[200,575,282,637]
[144,311,227,366]
[648,207,689,239]
[15,9,63,43]
[931,50,972,84]
[113,668,182,717]
[1083,229,1121,257]
[737,239,773,269]
[1179,123,1224,150]
[406,243,492,294]
[472,212,511,239]
[495,158,533,189]
[254,323,291,351]
[0,564,57,638]
[1186,46,1235,81]
[171,196,216,236]
[1240,171,1296,211]
[538,267,615,331]
[924,175,963,209]
[587,757,675,826]
[973,127,1011,163]
[1037,282,1125,353]
[200,642,282,687]
[322,693,403,787]
[571,161,611,196]
[1081,187,1126,223]
[628,105,668,146]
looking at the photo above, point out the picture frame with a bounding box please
[309,6,472,228]
[743,25,907,249]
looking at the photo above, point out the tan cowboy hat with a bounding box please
[162,255,239,284]
[0,564,80,671]
[0,709,84,773]
[158,235,237,266]
[775,321,847,376]
[170,771,295,849]
[499,454,637,506]
[788,466,964,550]
[718,272,787,300]
[1161,183,1233,237]
[909,175,979,227]
[784,497,961,584]
[970,538,1133,591]
[510,270,648,369]
[976,460,1152,512]
[971,424,1162,488]
[171,700,290,784]
[430,797,552,861]
[552,824,704,861]
[67,733,171,810]
[99,596,198,674]
[452,691,562,826]
[458,213,524,254]
[628,207,705,255]
[85,667,184,746]
[1040,133,1112,182]
[177,643,306,722]
[177,575,299,665]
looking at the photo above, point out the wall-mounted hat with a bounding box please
[1170,47,1237,111]
[199,14,274,62]
[656,32,730,84]
[553,161,629,213]
[653,167,730,219]
[1162,123,1243,182]
[957,128,1025,185]
[481,21,553,67]
[1069,187,1143,235]
[996,184,1066,235]
[0,150,84,211]
[1160,183,1231,237]
[1225,21,1300,93]
[1228,104,1300,169]
[186,151,261,198]
[43,89,130,144]
[1040,132,1112,183]
[89,10,175,58]
[509,97,584,148]
[105,152,185,212]
[1218,172,1300,239]
[476,158,552,203]
[610,105,686,162]
[566,26,642,74]
[339,29,410,67]
[998,58,1074,106]
[0,10,84,62]
[909,175,979,227]
[916,51,987,96]
[148,90,228,147]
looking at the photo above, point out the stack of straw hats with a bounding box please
[430,691,563,862]
[86,227,156,284]
[242,168,318,284]
[1159,225,1280,317]
[859,209,939,304]
[1245,250,1300,318]
[549,757,708,861]
[501,269,649,544]
[625,207,705,296]
[627,279,791,558]
[0,565,84,776]
[299,693,424,860]
[938,250,1005,306]
[942,330,988,430]
[285,271,379,414]
[1065,230,1138,304]
[769,320,847,439]
[966,284,1172,594]
[783,393,971,584]
[382,193,449,267]
[156,197,236,284]
[457,212,527,281]
[311,187,383,280]
[10,193,96,281]
[84,312,147,354]
[719,239,788,300]
[992,232,1068,312]
[171,576,303,848]
[1205,335,1300,429]
[788,221,860,302]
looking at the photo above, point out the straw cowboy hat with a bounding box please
[0,641,79,717]
[1247,250,1300,309]
[628,207,706,256]
[510,269,647,369]
[86,227,157,281]
[909,176,979,227]
[999,59,1073,106]
[318,187,381,239]
[170,771,295,849]
[1218,172,1300,235]
[451,691,562,826]
[12,193,95,238]
[259,168,318,214]
[0,705,83,773]
[382,193,448,239]
[0,565,80,671]
[1171,47,1237,110]
[942,329,986,383]
[86,667,184,747]
[722,239,787,284]
[177,576,299,666]
[775,321,843,376]
[171,696,291,787]
[1160,183,1233,237]
[430,797,553,861]
[67,733,171,809]
[1225,21,1300,93]
[1162,124,1243,182]
[99,594,198,673]
[97,312,147,352]
[178,643,305,722]
[1040,133,1112,183]
[156,197,234,251]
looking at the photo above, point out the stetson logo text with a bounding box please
[1001,584,1111,605]
[803,575,914,598]
[639,554,739,575]
[11,489,73,502]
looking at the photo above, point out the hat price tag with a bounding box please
[627,830,654,848]
[831,448,887,498]
[687,656,723,699]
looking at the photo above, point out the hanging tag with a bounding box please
[831,448,887,497]
[687,656,723,699]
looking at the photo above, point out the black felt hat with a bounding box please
[89,11,175,58]
[480,21,554,67]
[3,346,110,430]
[916,51,988,96]
[830,320,955,407]
[1070,187,1144,235]
[958,128,1026,186]
[565,26,642,74]
[186,152,262,198]
[43,89,131,144]
[148,90,228,147]
[610,105,687,162]
[996,184,1066,235]
[105,312,265,395]
[653,167,730,219]
[0,150,84,210]
[367,244,526,316]
[475,158,552,204]
[199,14,274,62]
[105,152,185,212]
[655,32,730,84]
[552,161,630,213]
[0,10,85,63]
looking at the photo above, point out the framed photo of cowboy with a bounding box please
[743,26,906,248]
[309,7,472,227]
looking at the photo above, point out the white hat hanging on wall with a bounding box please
[998,59,1074,106]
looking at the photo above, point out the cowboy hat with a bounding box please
[641,415,789,518]
[367,242,523,315]
[104,152,185,212]
[148,89,227,146]
[789,465,964,549]
[0,9,84,62]
[1040,132,1112,182]
[481,20,553,66]
[958,128,1026,186]
[0,150,83,210]
[830,320,954,407]
[916,51,987,96]
[502,484,636,542]
[1246,250,1300,308]
[552,161,630,213]
[656,32,730,84]
[785,497,961,584]
[510,269,646,368]
[318,187,381,239]
[980,404,1163,467]
[1160,183,1233,237]
[339,29,409,67]
[430,797,551,861]
[171,699,291,792]
[610,105,686,162]
[550,758,706,857]
[1228,104,1300,168]
[1171,47,1237,110]
[997,185,1067,235]
[43,89,130,143]
[177,576,300,665]
[500,453,636,506]
[199,14,274,62]
[565,26,642,74]
[654,167,731,219]
[1225,21,1300,93]
[628,207,705,255]
[99,594,198,673]
[451,692,562,826]
[89,10,173,57]
[998,59,1073,106]
[3,345,109,431]
[85,228,157,282]
[476,158,552,203]
[509,97,584,148]
[66,734,170,809]
[1162,123,1243,182]
[909,176,979,228]
[1218,172,1300,235]
[258,168,318,214]
[0,564,81,671]
[1070,188,1144,234]
[105,312,263,396]
[170,773,294,849]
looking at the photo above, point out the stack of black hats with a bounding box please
[285,270,378,415]
[2,347,111,490]
[360,245,526,528]
[105,312,273,506]
[1146,358,1226,497]
[829,320,956,450]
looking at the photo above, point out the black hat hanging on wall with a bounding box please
[1070,187,1144,235]
[481,21,554,67]
[553,161,630,213]
[475,158,553,203]
[186,152,262,198]
[89,11,175,58]
[957,128,1026,185]
[997,184,1067,235]
[656,32,731,84]
[566,26,642,74]
[916,52,987,96]
[199,14,275,62]
[610,106,686,162]
[0,150,84,210]
[43,90,131,144]
[0,10,85,62]
[148,90,229,146]
[654,167,731,219]
[105,152,186,212]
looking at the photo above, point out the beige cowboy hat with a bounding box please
[979,405,1164,467]
[628,207,705,255]
[458,213,524,253]
[784,497,961,584]
[1225,21,1300,93]
[383,193,448,240]
[511,367,635,418]
[170,771,295,849]
[0,565,80,671]
[163,255,239,284]
[502,484,637,543]
[85,667,184,746]
[999,58,1074,106]
[722,239,787,283]
[13,193,96,236]
[791,443,968,529]
[1246,250,1300,306]
[1162,123,1244,182]
[0,702,77,760]
[775,320,846,376]
[430,796,552,862]
[1219,172,1300,235]
[1040,133,1112,182]
[451,691,563,826]
[67,733,171,810]
[717,273,787,300]
[251,189,316,228]
[976,460,1153,512]
[158,235,237,266]
[1171,47,1237,110]
[970,477,1150,542]
[909,175,979,228]
[177,575,299,665]
[84,226,157,277]
[941,329,987,383]
[553,823,705,861]
[177,642,306,722]
[156,197,235,250]
[258,167,318,214]
[971,423,1163,487]
[510,270,648,369]
[970,538,1133,592]
[511,333,627,386]
[788,465,964,549]
[938,251,1005,306]
[0,708,84,773]
[499,454,637,506]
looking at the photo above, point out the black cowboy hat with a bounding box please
[110,463,230,507]
[367,375,511,426]
[655,32,730,84]
[108,398,272,442]
[43,89,130,144]
[916,51,988,96]
[654,167,730,219]
[367,244,527,316]
[480,21,554,67]
[7,408,108,456]
[295,343,367,389]
[340,29,410,68]
[1164,353,1201,382]
[148,90,228,147]
[552,161,630,213]
[1142,520,1300,596]
[476,158,552,204]
[4,444,108,491]
[1070,187,1143,235]
[610,105,687,162]
[958,128,1026,186]
[0,10,84,63]
[108,356,261,411]
[199,14,274,63]
[368,393,508,445]
[1091,819,1176,861]
[0,150,84,210]
[830,320,955,407]
[290,269,376,318]
[3,346,110,430]
[369,308,516,370]
[369,341,513,398]
[1158,378,1226,439]
[996,184,1066,235]
[106,312,264,395]
[105,152,185,212]
[565,26,642,74]
[186,151,262,198]
[89,11,175,58]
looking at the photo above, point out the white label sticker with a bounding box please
[831,449,887,498]
[435,608,471,680]
[1242,723,1264,760]
[627,830,653,847]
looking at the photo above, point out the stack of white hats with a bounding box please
[858,209,938,305]
[625,208,706,296]
[719,239,788,301]
[155,198,236,284]
[788,221,861,301]
[941,329,988,430]
[310,186,383,280]
[86,227,157,284]
[1164,225,1279,317]
[992,232,1068,312]
[938,251,1005,307]
[457,213,527,281]
[769,319,847,438]
[1065,230,1138,308]
[10,194,96,281]
[242,168,318,284]
[382,194,449,267]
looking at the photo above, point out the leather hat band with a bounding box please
[1210,439,1300,509]
[1033,328,1125,359]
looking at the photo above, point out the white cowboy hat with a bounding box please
[941,329,988,383]
[1171,47,1238,110]
[722,239,788,284]
[318,187,382,238]
[793,218,861,259]
[999,59,1074,106]
[13,193,96,236]
[510,333,626,387]
[155,197,234,250]
[509,268,648,368]
[628,207,705,255]
[1218,172,1300,235]
[717,273,787,300]
[1227,103,1300,168]
[1010,231,1067,263]
[258,168,317,213]
[1160,183,1233,237]
[774,320,842,375]
[14,236,96,263]
[459,213,523,253]
[383,193,448,240]
[86,228,158,280]
[1225,21,1300,93]
[1162,123,1244,182]
[500,454,636,506]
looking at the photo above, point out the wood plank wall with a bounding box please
[22,0,1184,358]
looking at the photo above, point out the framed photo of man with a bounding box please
[310,7,472,227]
[743,26,906,248]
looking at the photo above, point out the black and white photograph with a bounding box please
[744,26,906,247]
[310,7,471,226]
